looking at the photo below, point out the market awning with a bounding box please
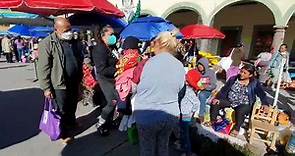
[0,9,38,18]
[180,24,225,39]
[0,9,53,26]
[68,12,127,29]
[0,0,124,17]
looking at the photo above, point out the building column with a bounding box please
[199,17,215,52]
[200,39,210,52]
[271,25,287,53]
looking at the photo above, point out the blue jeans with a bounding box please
[198,90,212,117]
[180,120,192,155]
[136,114,177,156]
[17,49,23,61]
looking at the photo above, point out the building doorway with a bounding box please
[250,25,273,58]
[218,26,242,57]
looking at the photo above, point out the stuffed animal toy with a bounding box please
[278,112,290,126]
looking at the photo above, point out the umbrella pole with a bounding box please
[272,58,286,107]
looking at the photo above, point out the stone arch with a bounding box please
[283,4,295,26]
[161,2,208,25]
[209,0,283,25]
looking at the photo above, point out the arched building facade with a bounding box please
[111,0,295,58]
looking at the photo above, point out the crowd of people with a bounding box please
[34,17,293,156]
[0,35,40,63]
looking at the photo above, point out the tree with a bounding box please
[129,0,141,23]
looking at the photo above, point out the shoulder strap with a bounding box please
[178,84,187,120]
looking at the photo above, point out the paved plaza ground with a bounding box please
[0,58,294,156]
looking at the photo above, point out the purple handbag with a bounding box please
[39,98,61,141]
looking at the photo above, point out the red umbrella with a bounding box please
[180,24,225,39]
[0,0,124,17]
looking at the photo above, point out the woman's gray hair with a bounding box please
[155,29,180,54]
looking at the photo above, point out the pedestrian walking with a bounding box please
[91,25,119,136]
[14,36,24,62]
[1,35,13,63]
[37,17,83,144]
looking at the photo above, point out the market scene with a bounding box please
[0,0,295,156]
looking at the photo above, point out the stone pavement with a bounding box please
[0,61,181,156]
[0,58,294,156]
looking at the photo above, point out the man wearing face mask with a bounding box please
[91,25,119,136]
[37,17,83,144]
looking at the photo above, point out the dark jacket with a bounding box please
[92,41,117,80]
[216,76,269,106]
[37,33,83,92]
[197,58,217,91]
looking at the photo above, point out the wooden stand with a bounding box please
[249,104,279,150]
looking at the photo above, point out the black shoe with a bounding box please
[97,126,110,136]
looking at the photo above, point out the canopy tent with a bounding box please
[0,9,53,26]
[68,12,127,30]
[0,31,10,36]
[180,24,225,39]
[120,16,182,41]
[8,25,81,38]
[29,26,53,32]
[0,0,124,17]
[8,25,31,36]
[0,9,38,18]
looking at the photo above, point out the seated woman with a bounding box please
[210,64,269,136]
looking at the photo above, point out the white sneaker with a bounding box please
[95,116,106,128]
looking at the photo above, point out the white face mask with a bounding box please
[61,31,73,40]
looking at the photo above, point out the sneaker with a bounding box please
[97,126,110,136]
[95,116,106,128]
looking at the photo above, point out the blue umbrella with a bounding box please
[9,25,53,38]
[8,25,32,36]
[69,13,127,30]
[29,26,53,32]
[120,16,182,41]
[30,31,51,38]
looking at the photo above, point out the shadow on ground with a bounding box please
[61,110,249,156]
[0,88,43,149]
[265,88,295,124]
